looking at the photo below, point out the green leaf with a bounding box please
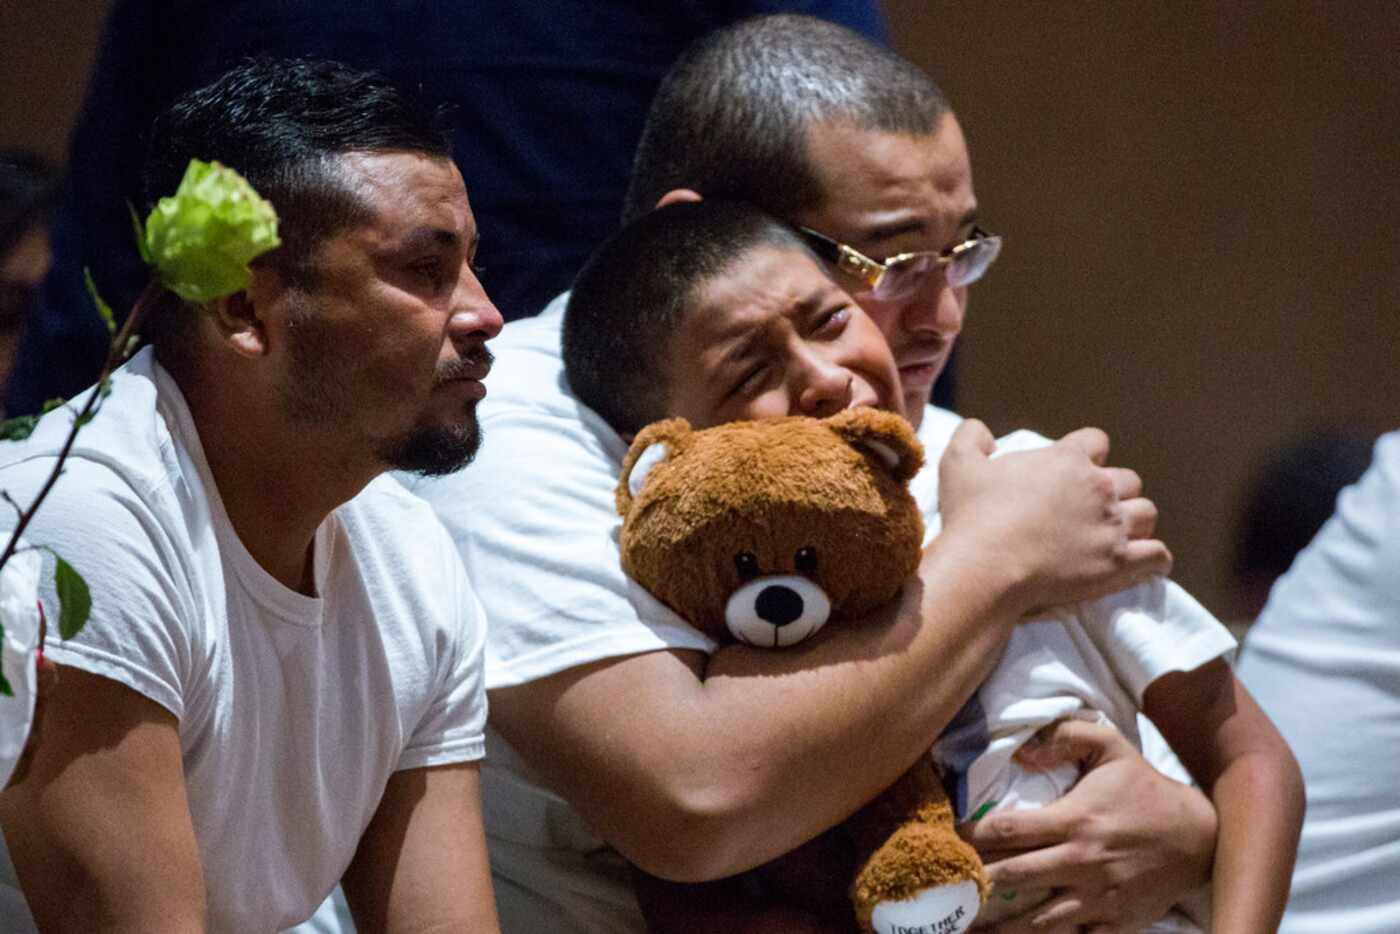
[53,557,91,640]
[40,397,66,413]
[144,159,281,304]
[0,621,11,697]
[0,416,40,442]
[83,268,117,335]
[128,201,152,265]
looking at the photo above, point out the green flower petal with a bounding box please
[143,159,281,304]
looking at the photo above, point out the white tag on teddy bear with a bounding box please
[869,879,981,934]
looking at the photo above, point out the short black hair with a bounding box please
[563,200,808,436]
[622,14,949,224]
[0,150,58,261]
[140,57,452,357]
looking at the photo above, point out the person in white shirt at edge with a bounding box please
[1237,431,1400,934]
[0,58,504,933]
[559,199,1301,933]
[402,15,1254,934]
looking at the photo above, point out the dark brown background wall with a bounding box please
[885,4,1400,616]
[4,2,1398,616]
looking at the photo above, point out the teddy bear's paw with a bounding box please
[867,881,981,934]
[851,816,987,934]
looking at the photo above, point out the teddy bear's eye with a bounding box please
[794,546,818,574]
[734,551,760,581]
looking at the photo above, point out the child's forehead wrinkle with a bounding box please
[696,289,829,367]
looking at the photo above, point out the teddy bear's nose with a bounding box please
[755,585,804,626]
[725,574,832,648]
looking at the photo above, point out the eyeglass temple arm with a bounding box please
[796,227,885,289]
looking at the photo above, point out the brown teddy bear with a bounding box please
[616,407,988,934]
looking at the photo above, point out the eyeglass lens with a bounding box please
[872,236,1001,300]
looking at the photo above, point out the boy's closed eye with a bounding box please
[724,357,772,403]
[807,303,851,337]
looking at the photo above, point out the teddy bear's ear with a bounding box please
[616,418,693,516]
[825,408,925,484]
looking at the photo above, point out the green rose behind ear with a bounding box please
[141,159,281,304]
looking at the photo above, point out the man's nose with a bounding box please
[902,279,966,339]
[795,354,854,417]
[448,267,504,345]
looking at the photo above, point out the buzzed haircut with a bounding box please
[622,14,949,224]
[563,200,809,437]
[140,57,453,360]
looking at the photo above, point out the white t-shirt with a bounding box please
[1237,432,1400,933]
[0,349,489,934]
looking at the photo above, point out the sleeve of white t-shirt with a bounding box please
[1075,578,1237,706]
[8,456,197,720]
[407,395,716,691]
[397,515,489,770]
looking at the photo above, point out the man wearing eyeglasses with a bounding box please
[790,128,999,430]
[405,14,1211,933]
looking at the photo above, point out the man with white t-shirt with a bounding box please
[0,59,503,932]
[405,15,1221,933]
[1238,431,1400,932]
[560,198,1305,933]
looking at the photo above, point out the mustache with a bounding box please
[434,346,494,384]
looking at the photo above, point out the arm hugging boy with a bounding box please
[561,199,1303,934]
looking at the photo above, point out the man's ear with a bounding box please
[206,262,288,358]
[654,188,703,210]
[205,291,268,357]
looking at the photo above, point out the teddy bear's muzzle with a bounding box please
[724,575,832,648]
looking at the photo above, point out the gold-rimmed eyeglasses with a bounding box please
[796,225,1002,301]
